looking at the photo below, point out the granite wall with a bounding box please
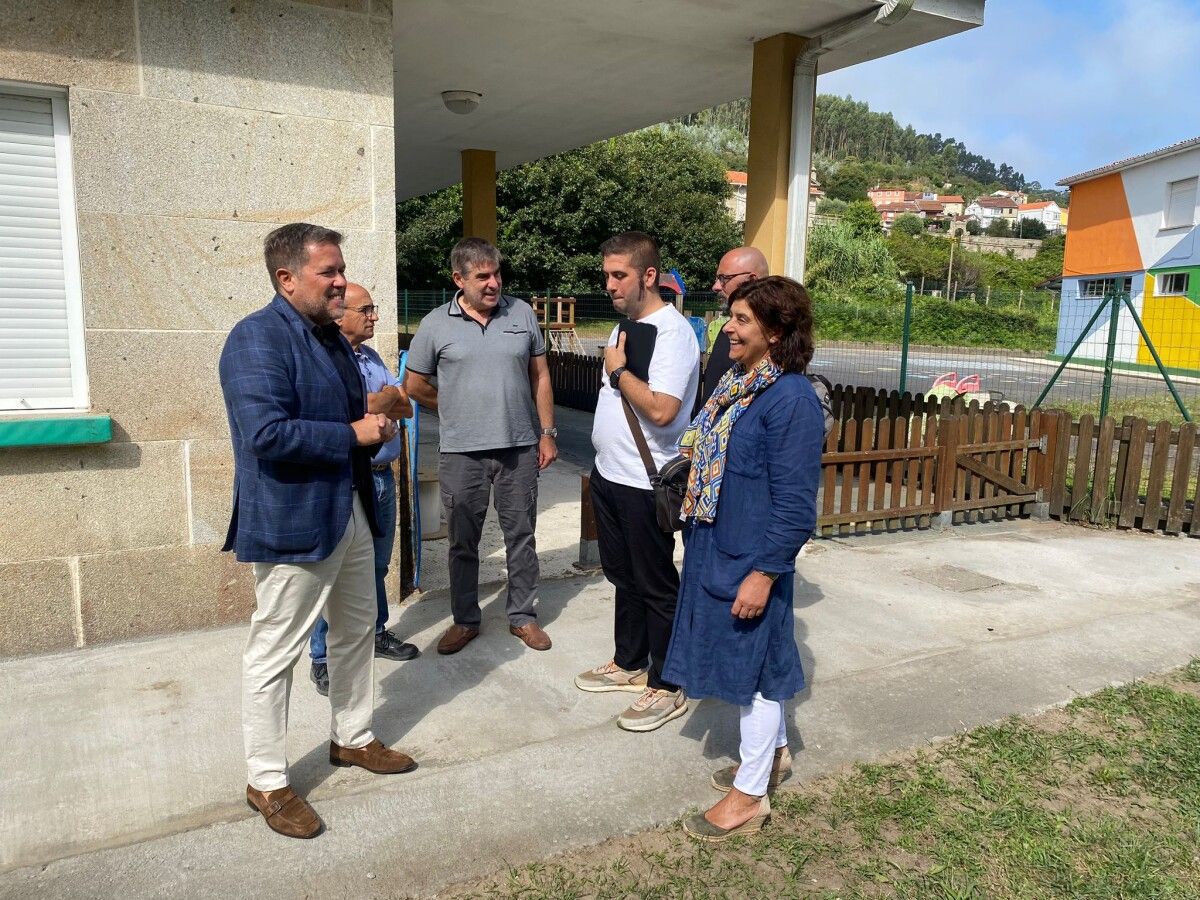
[0,0,397,656]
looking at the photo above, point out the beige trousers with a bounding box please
[243,494,377,791]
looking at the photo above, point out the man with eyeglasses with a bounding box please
[701,247,769,403]
[308,282,419,696]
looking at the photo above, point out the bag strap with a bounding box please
[620,395,659,481]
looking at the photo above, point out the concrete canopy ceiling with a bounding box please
[393,0,984,200]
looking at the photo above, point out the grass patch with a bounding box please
[1048,395,1199,427]
[448,663,1200,899]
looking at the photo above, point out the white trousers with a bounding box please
[243,494,377,791]
[732,693,788,796]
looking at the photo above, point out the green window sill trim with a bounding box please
[0,415,113,448]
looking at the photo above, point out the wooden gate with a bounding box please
[935,409,1045,522]
[816,406,1051,536]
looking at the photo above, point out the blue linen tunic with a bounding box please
[661,373,824,707]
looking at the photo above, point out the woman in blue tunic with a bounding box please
[662,276,824,842]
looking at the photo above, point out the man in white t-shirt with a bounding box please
[575,231,700,733]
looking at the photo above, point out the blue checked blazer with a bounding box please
[219,294,365,563]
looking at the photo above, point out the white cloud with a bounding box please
[817,0,1200,186]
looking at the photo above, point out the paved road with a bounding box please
[809,346,1192,408]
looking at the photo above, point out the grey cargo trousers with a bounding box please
[438,444,540,628]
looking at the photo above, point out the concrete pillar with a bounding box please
[745,33,806,274]
[784,56,817,281]
[461,148,497,244]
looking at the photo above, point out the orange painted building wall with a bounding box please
[1062,173,1143,276]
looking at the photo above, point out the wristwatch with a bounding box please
[541,426,558,438]
[753,570,780,583]
[609,366,627,390]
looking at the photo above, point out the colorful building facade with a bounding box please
[1057,137,1200,371]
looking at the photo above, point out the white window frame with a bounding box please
[0,80,89,412]
[1163,176,1198,231]
[1080,276,1133,298]
[1156,271,1190,296]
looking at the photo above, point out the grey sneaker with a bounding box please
[617,687,688,732]
[575,660,649,693]
[711,746,793,793]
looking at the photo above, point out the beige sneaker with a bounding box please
[617,687,688,732]
[574,660,649,693]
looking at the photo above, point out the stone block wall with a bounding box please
[0,0,396,657]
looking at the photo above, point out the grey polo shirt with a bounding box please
[407,293,546,453]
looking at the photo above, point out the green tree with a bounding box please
[965,219,983,236]
[891,213,925,237]
[1013,217,1048,239]
[843,199,883,238]
[395,128,741,291]
[985,218,1012,237]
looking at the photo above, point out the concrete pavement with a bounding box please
[2,504,1198,897]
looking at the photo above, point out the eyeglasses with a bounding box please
[715,272,753,287]
[345,304,379,317]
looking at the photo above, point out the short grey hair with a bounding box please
[264,222,343,291]
[450,237,502,277]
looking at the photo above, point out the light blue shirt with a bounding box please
[354,342,405,467]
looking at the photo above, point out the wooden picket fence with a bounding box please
[1044,413,1199,537]
[816,402,1054,537]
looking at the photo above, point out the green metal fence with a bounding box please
[397,282,1196,423]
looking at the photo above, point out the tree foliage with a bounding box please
[891,213,925,237]
[806,220,901,302]
[842,200,883,238]
[396,128,740,291]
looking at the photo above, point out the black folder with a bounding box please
[617,319,658,383]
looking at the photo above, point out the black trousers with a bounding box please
[589,467,680,691]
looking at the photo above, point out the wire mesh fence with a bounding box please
[398,281,1197,423]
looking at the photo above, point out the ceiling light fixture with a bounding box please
[441,90,483,115]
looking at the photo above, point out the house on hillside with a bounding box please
[867,185,910,208]
[992,189,1028,206]
[938,194,965,216]
[1018,200,1063,234]
[726,170,748,223]
[966,195,1019,227]
[1056,136,1200,371]
[727,169,822,226]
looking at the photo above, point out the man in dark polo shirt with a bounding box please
[405,238,558,655]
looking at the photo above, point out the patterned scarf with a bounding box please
[678,355,782,522]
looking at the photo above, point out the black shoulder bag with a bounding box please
[620,396,690,532]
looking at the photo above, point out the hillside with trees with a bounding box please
[679,95,1068,207]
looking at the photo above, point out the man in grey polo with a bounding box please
[405,237,558,656]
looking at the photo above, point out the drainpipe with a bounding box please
[784,0,916,280]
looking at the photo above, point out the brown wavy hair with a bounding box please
[727,276,814,374]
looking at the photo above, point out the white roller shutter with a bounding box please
[0,86,88,411]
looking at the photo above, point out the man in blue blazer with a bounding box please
[220,223,418,839]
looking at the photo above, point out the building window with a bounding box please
[1080,277,1133,298]
[0,84,88,411]
[1164,176,1197,230]
[1156,272,1190,296]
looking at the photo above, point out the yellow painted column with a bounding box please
[461,149,497,244]
[745,34,806,273]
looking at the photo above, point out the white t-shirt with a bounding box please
[591,303,701,489]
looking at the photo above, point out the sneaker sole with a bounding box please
[574,676,648,694]
[617,699,689,732]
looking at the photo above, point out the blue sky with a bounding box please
[817,0,1200,188]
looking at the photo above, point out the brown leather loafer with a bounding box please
[437,623,479,655]
[509,621,552,651]
[329,738,417,774]
[246,785,322,839]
